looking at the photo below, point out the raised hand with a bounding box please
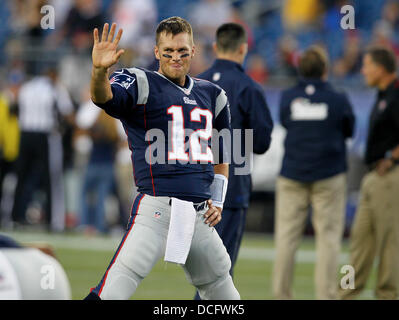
[92,23,125,70]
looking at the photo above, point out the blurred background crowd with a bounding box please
[0,0,398,235]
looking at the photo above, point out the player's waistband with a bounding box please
[167,199,208,212]
[137,193,208,212]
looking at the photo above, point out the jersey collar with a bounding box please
[213,59,244,72]
[155,71,194,95]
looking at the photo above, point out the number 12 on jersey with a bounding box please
[167,105,213,162]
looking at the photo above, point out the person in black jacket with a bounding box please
[273,46,355,300]
[196,23,273,296]
[339,46,399,300]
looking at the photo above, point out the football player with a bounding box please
[84,17,240,300]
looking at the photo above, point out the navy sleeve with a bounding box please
[93,69,138,119]
[240,84,274,154]
[341,93,355,139]
[214,103,231,131]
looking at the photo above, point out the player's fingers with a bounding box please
[204,212,215,224]
[208,211,222,227]
[93,28,99,45]
[101,23,109,42]
[113,28,123,45]
[209,214,221,227]
[114,49,125,62]
[204,208,219,225]
[204,206,215,219]
[107,23,116,42]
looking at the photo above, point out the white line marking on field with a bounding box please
[238,247,349,264]
[1,231,350,263]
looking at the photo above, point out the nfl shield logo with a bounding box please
[154,211,161,218]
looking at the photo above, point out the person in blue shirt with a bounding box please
[273,46,355,300]
[197,23,273,287]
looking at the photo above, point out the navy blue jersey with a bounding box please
[279,79,355,182]
[199,59,273,208]
[94,67,231,202]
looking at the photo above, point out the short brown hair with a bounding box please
[216,23,247,53]
[155,16,193,45]
[298,46,328,79]
[366,46,397,73]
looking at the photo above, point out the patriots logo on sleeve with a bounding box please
[110,74,136,90]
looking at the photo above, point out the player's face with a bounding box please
[155,32,195,86]
[361,54,383,87]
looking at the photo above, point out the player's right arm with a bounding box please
[91,23,125,104]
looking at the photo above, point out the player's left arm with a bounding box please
[204,88,231,227]
[205,163,228,227]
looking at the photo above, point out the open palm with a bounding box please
[92,23,125,69]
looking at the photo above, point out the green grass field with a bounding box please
[1,230,378,300]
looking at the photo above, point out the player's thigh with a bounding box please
[116,223,163,278]
[183,214,231,286]
[115,195,169,278]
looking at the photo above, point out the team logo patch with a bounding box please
[110,74,135,90]
[183,97,197,105]
[154,211,162,218]
[290,98,328,121]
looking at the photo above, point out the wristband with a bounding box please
[210,174,228,209]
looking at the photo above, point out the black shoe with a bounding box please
[84,292,101,300]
